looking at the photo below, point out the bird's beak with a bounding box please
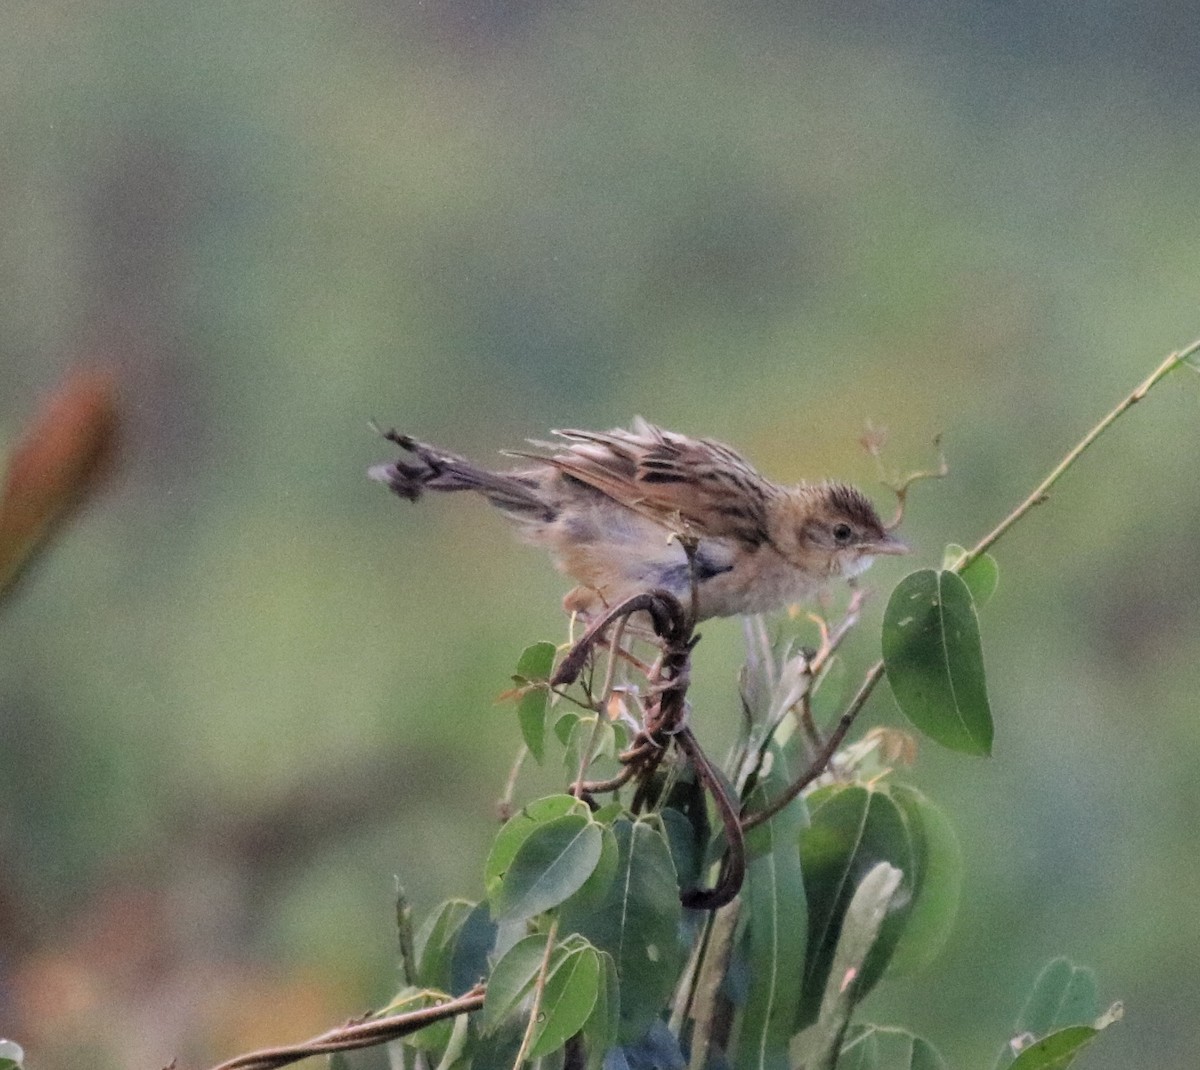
[866,533,909,556]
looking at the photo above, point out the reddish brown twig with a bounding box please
[201,985,485,1070]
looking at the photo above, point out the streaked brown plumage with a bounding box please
[369,418,907,620]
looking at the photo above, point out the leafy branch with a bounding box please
[742,336,1200,831]
[183,337,1199,1070]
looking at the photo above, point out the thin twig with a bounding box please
[572,762,639,795]
[956,340,1199,571]
[798,693,822,755]
[571,617,629,798]
[511,918,561,1069]
[743,590,866,791]
[203,985,486,1070]
[865,429,949,531]
[742,662,885,832]
[808,589,867,678]
[497,744,528,823]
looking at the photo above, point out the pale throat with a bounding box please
[840,554,875,579]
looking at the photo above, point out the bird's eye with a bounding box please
[832,523,854,545]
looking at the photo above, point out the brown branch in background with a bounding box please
[0,366,120,601]
[199,985,485,1070]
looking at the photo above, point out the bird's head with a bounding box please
[776,482,908,579]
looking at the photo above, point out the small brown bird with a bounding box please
[369,418,907,621]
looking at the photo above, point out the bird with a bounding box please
[368,418,907,622]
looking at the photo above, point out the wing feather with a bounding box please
[517,420,776,545]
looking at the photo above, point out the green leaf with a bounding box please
[799,863,904,1070]
[564,715,616,780]
[0,1041,23,1070]
[465,1018,525,1070]
[561,823,619,915]
[490,813,604,923]
[582,950,621,1070]
[485,795,591,900]
[593,799,626,825]
[482,936,603,1059]
[481,934,549,1032]
[841,1025,948,1070]
[882,568,994,756]
[449,900,498,994]
[528,943,602,1058]
[797,786,914,1029]
[561,816,682,1042]
[995,960,1120,1070]
[886,787,963,975]
[414,899,474,991]
[1007,1026,1101,1070]
[554,710,580,746]
[515,641,558,763]
[1015,958,1100,1036]
[942,543,999,607]
[736,742,809,1070]
[660,771,710,889]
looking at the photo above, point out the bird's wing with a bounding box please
[513,419,776,546]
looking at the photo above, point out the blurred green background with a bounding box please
[1,1,1198,1066]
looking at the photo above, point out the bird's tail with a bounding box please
[369,431,553,521]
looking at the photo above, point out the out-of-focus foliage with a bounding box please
[0,2,1197,1067]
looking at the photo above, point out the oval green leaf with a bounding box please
[413,898,474,991]
[942,543,999,608]
[449,900,498,994]
[886,787,963,975]
[582,950,621,1070]
[515,641,558,763]
[841,1025,948,1070]
[481,934,548,1032]
[561,823,618,915]
[797,786,914,1029]
[1015,957,1100,1036]
[736,742,809,1070]
[485,795,591,899]
[528,945,602,1058]
[882,569,994,756]
[803,863,904,1070]
[1008,1025,1100,1070]
[490,814,604,923]
[560,816,682,1042]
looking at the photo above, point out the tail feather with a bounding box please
[370,431,554,521]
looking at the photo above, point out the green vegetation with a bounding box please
[1,5,1198,1067]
